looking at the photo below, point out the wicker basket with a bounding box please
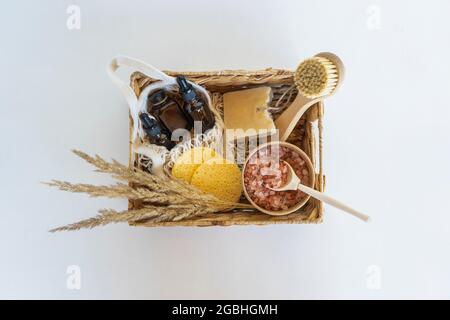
[128,68,325,227]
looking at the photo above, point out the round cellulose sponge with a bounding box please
[171,147,217,183]
[190,157,242,203]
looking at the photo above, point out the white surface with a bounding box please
[1,0,449,299]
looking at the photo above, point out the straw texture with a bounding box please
[128,68,325,227]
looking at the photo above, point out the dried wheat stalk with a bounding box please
[47,150,251,232]
[44,181,186,204]
[49,206,205,232]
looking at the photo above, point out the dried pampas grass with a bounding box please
[46,150,251,232]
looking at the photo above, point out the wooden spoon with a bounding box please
[269,161,371,222]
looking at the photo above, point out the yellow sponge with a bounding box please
[171,147,217,183]
[190,157,242,203]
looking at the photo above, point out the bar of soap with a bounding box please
[223,87,275,139]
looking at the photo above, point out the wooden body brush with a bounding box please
[275,52,345,141]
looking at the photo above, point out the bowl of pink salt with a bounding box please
[242,142,315,215]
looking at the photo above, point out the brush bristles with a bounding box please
[294,57,339,99]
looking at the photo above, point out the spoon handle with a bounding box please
[274,94,318,142]
[296,183,371,222]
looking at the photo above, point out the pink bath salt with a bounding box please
[244,145,311,212]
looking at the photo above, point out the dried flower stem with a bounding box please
[47,150,251,232]
[49,206,201,232]
[44,181,184,204]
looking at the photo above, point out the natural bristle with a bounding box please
[294,57,339,98]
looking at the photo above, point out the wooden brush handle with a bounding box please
[275,94,318,141]
[296,183,371,222]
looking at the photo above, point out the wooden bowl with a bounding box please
[242,141,316,216]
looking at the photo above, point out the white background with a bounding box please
[1,0,449,299]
